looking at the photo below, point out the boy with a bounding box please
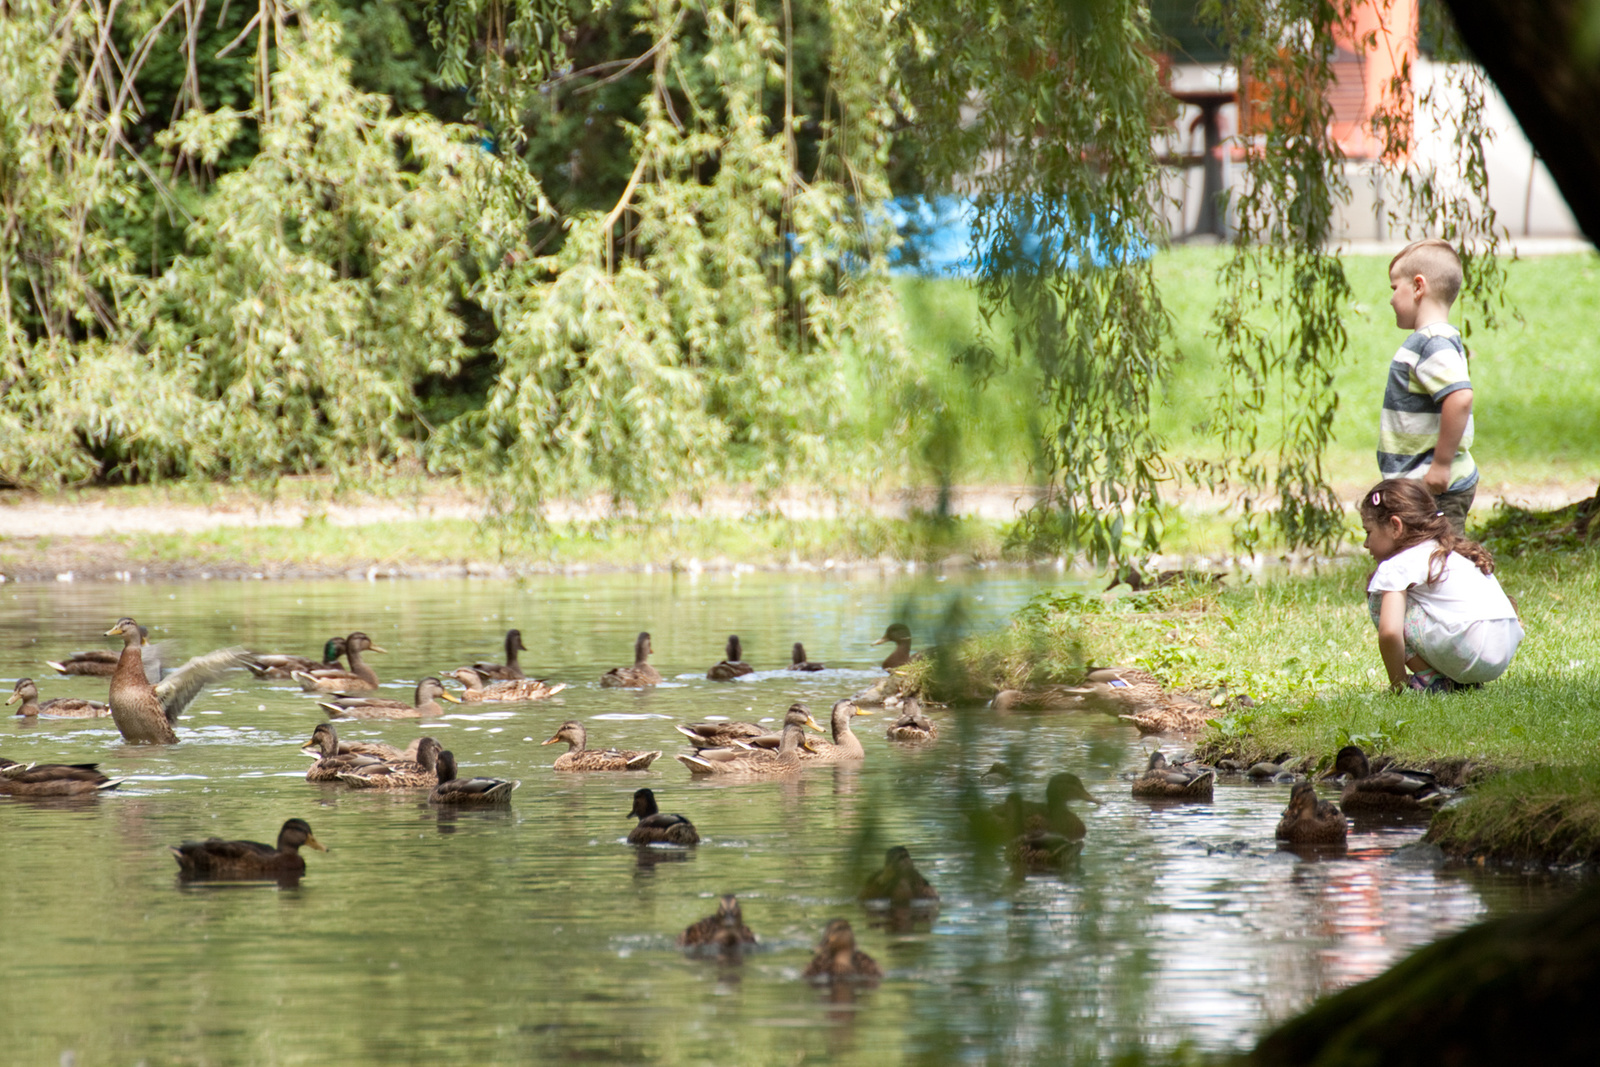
[1378,238,1475,535]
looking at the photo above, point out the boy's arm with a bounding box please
[1424,388,1473,494]
[1376,590,1410,691]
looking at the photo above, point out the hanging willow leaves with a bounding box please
[896,0,1175,566]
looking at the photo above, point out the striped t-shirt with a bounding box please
[1377,322,1477,492]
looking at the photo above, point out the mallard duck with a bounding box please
[706,635,754,681]
[169,818,325,879]
[47,620,160,682]
[1117,695,1213,735]
[0,756,122,796]
[443,667,567,703]
[1327,745,1445,813]
[872,623,913,670]
[793,699,872,762]
[679,894,757,954]
[543,720,661,771]
[7,677,109,718]
[1131,750,1216,801]
[626,787,699,844]
[300,721,416,763]
[1006,814,1086,872]
[802,919,882,984]
[600,632,662,688]
[104,617,246,744]
[429,750,519,804]
[989,772,1100,840]
[318,678,460,719]
[990,686,1095,712]
[301,721,389,781]
[292,632,385,692]
[472,628,529,680]
[336,737,443,789]
[788,642,825,671]
[1275,781,1348,844]
[676,718,772,749]
[885,697,937,742]
[246,637,345,680]
[677,706,818,777]
[859,845,939,905]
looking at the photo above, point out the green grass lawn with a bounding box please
[891,248,1600,495]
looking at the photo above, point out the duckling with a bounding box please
[169,818,325,879]
[859,845,939,906]
[542,720,661,771]
[246,637,345,680]
[472,628,529,681]
[443,667,567,703]
[299,721,414,763]
[885,697,937,742]
[679,895,757,954]
[677,706,818,777]
[626,787,699,844]
[301,722,387,781]
[1275,781,1348,844]
[794,699,872,763]
[429,750,519,804]
[336,737,443,789]
[1328,745,1445,814]
[600,632,662,688]
[7,677,109,718]
[292,632,385,692]
[802,919,882,984]
[872,623,913,670]
[104,617,247,744]
[707,635,754,681]
[0,757,122,796]
[318,678,460,719]
[1131,750,1215,801]
[47,620,160,683]
[787,642,825,671]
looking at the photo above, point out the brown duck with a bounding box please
[1276,781,1348,845]
[318,678,460,719]
[795,699,872,762]
[1131,750,1215,801]
[600,632,662,688]
[444,667,566,703]
[706,635,754,681]
[1327,745,1445,814]
[787,642,825,671]
[679,895,757,955]
[169,818,326,879]
[626,787,700,844]
[336,737,443,789]
[676,706,818,777]
[859,846,939,906]
[301,722,389,781]
[0,756,122,796]
[472,628,529,680]
[429,750,519,804]
[872,623,913,670]
[543,721,661,771]
[299,721,416,763]
[292,632,386,692]
[105,617,245,744]
[802,919,882,983]
[246,636,346,680]
[885,696,938,742]
[7,677,109,718]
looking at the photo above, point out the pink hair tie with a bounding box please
[1371,491,1382,505]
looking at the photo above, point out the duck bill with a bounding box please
[851,706,873,717]
[366,644,388,654]
[540,735,561,746]
[804,716,827,733]
[3,692,19,706]
[870,636,887,646]
[305,836,328,852]
[438,690,461,704]
[104,625,122,637]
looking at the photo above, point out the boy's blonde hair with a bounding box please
[1389,238,1462,306]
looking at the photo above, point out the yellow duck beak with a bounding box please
[851,705,873,717]
[305,835,328,853]
[4,691,20,706]
[104,625,122,637]
[366,643,388,654]
[804,716,827,732]
[540,734,560,746]
[438,690,461,704]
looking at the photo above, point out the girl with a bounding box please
[1360,479,1523,693]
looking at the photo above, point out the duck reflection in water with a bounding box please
[859,846,940,932]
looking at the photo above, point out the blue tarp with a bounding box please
[883,196,1153,277]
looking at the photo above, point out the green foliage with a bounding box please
[1426,764,1600,864]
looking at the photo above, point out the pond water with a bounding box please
[0,570,1577,1065]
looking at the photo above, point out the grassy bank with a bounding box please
[1425,765,1600,865]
